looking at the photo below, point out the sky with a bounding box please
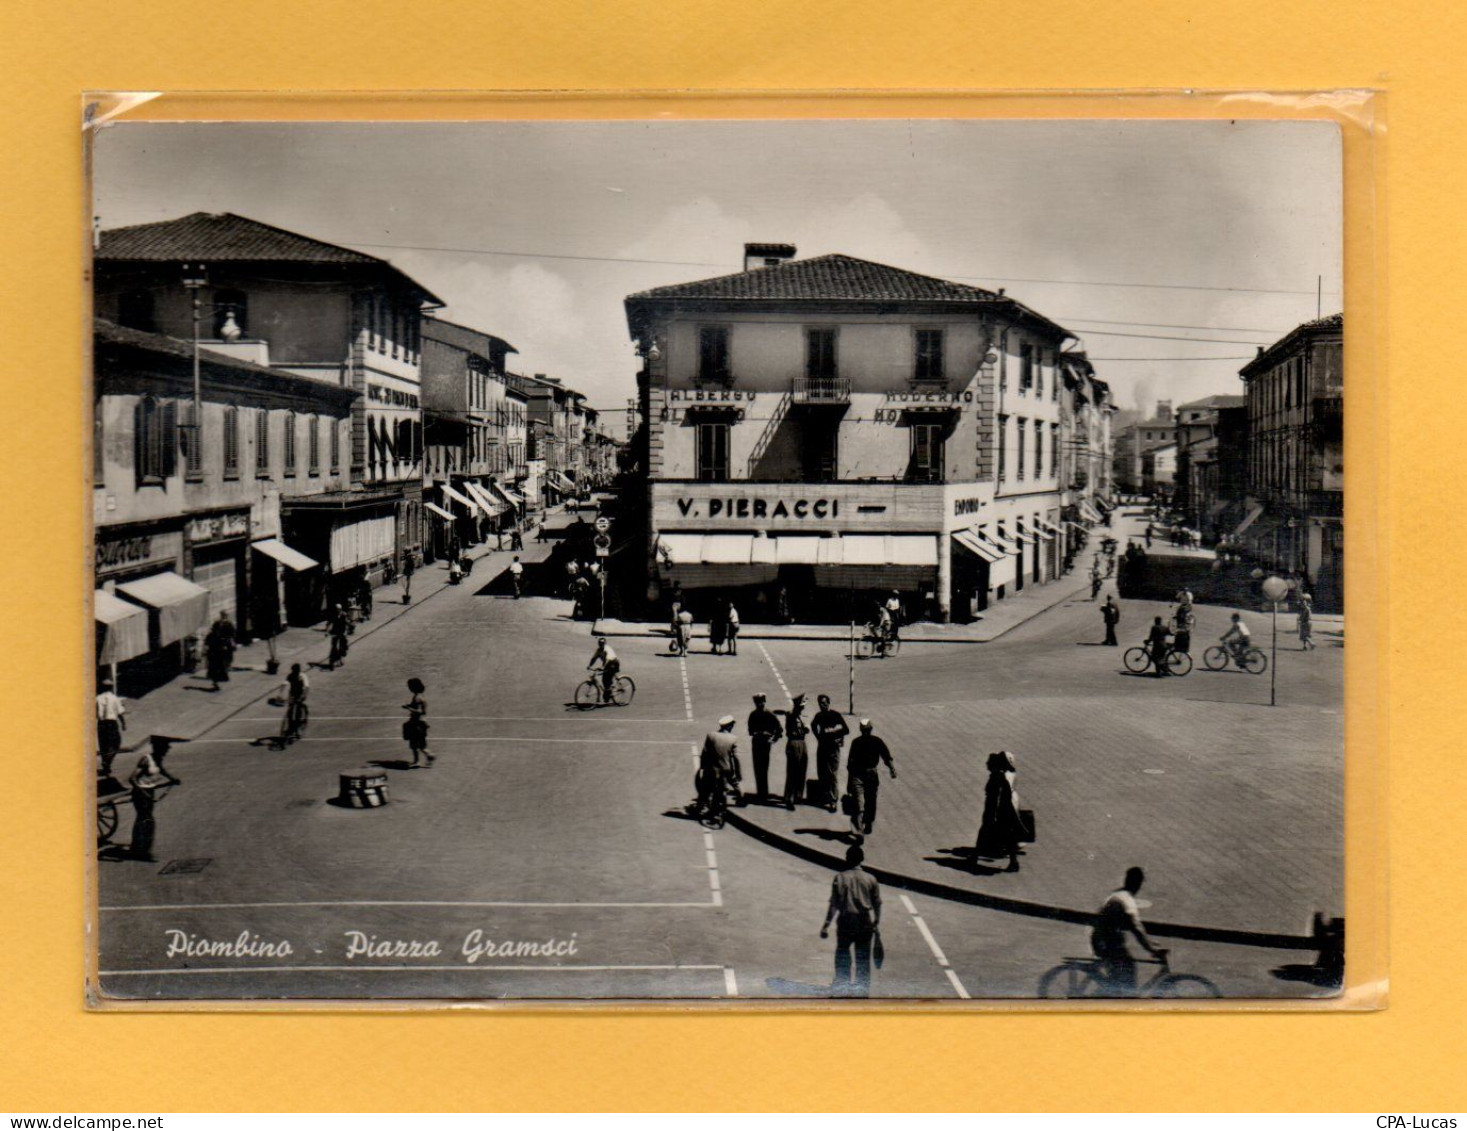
[93,119,1342,433]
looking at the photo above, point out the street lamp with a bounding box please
[181,263,208,468]
[1261,574,1289,707]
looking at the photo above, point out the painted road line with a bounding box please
[723,967,739,997]
[182,736,693,747]
[102,898,722,912]
[899,892,972,1000]
[237,715,692,724]
[757,642,791,702]
[679,653,694,720]
[696,748,726,908]
[100,964,728,976]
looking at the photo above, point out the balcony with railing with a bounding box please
[791,376,852,405]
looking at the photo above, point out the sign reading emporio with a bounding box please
[676,496,841,520]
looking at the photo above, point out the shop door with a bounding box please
[191,544,243,625]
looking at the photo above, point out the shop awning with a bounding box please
[983,528,1021,555]
[95,589,150,665]
[463,480,507,516]
[774,536,823,565]
[1012,521,1040,544]
[952,528,1004,563]
[833,535,938,567]
[655,533,755,565]
[439,483,479,515]
[489,482,523,508]
[251,538,318,572]
[114,571,211,647]
[546,471,576,493]
[1028,520,1056,542]
[425,502,456,522]
[1064,521,1089,536]
[1233,503,1266,538]
[1079,501,1103,524]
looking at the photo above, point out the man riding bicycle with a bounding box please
[587,637,620,703]
[1220,613,1252,664]
[279,662,309,741]
[869,602,895,655]
[696,715,741,817]
[1091,866,1167,993]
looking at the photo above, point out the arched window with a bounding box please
[213,289,248,338]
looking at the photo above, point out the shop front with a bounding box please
[95,520,212,692]
[281,488,405,623]
[183,507,252,639]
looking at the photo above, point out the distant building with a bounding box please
[1237,313,1344,607]
[625,243,1100,622]
[1113,400,1178,495]
[1172,394,1246,530]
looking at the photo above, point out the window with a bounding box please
[1053,360,1060,401]
[213,289,248,338]
[1017,418,1027,479]
[915,329,945,383]
[283,411,297,475]
[223,405,239,476]
[118,291,155,332]
[698,326,730,383]
[1035,349,1044,398]
[255,408,270,475]
[1020,344,1034,392]
[997,414,1009,481]
[308,414,320,474]
[330,416,340,473]
[134,396,176,485]
[909,421,945,483]
[183,401,202,479]
[1034,419,1043,477]
[696,420,730,481]
[806,328,837,381]
[1050,423,1059,478]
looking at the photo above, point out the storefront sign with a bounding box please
[884,390,973,404]
[368,384,420,408]
[953,497,984,517]
[668,389,756,403]
[677,496,841,520]
[186,511,250,545]
[96,529,183,574]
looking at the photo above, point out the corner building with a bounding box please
[626,245,1078,622]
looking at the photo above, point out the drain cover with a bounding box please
[158,858,213,875]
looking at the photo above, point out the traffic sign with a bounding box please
[595,517,611,533]
[594,532,612,558]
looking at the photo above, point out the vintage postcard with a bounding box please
[89,118,1344,1003]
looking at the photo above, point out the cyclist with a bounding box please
[587,636,620,703]
[870,601,894,656]
[279,662,309,742]
[1171,602,1195,656]
[884,591,903,641]
[1091,866,1167,994]
[1146,616,1174,677]
[1220,612,1252,665]
[696,715,740,818]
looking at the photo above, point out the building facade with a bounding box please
[1113,401,1178,495]
[1238,313,1344,607]
[95,212,441,595]
[1172,394,1246,531]
[93,320,356,689]
[626,245,1098,622]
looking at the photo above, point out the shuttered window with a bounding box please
[255,409,270,474]
[223,405,239,476]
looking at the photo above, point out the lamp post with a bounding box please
[1261,574,1289,707]
[181,263,208,467]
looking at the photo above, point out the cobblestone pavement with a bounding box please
[95,506,1342,1002]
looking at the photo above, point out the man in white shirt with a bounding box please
[96,680,126,776]
[509,556,525,597]
[1090,866,1166,993]
[1220,613,1252,663]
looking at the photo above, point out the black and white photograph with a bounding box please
[89,118,1344,1003]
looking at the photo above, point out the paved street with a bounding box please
[97,513,1342,1003]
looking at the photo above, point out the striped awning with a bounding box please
[425,502,456,522]
[439,483,479,515]
[114,572,211,647]
[463,480,507,516]
[95,589,150,665]
[952,528,1004,563]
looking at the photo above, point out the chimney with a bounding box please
[744,243,797,272]
[1155,399,1173,421]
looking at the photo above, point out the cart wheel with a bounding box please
[97,801,119,844]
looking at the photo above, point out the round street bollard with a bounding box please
[337,767,389,808]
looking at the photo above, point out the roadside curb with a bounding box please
[723,809,1317,952]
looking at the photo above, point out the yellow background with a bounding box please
[0,0,1452,1111]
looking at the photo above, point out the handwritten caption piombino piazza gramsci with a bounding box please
[162,929,579,964]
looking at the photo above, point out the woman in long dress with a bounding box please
[402,678,434,768]
[974,751,1024,872]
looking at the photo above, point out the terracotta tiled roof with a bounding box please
[98,212,386,264]
[628,254,1003,304]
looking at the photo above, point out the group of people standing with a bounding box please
[743,694,896,834]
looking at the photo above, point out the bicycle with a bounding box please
[690,762,744,829]
[1038,951,1221,999]
[1122,644,1192,677]
[855,630,900,659]
[271,696,309,746]
[574,669,636,709]
[1202,641,1268,674]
